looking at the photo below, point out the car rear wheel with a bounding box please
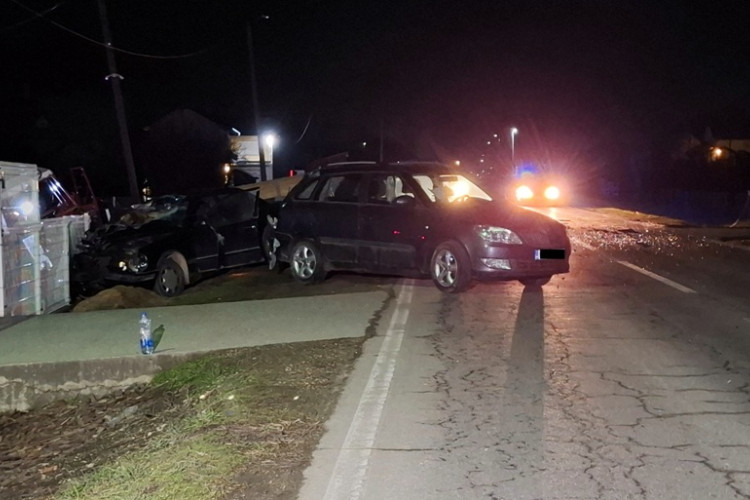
[519,276,551,287]
[430,241,472,293]
[154,254,186,297]
[290,240,326,284]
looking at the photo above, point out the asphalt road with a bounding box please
[299,207,750,500]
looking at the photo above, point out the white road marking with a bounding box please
[322,280,414,500]
[616,260,697,294]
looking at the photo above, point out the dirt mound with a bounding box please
[72,285,169,312]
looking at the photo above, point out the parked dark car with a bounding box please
[269,161,571,292]
[72,188,268,297]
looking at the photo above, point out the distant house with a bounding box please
[677,130,750,162]
[669,129,750,191]
[713,138,750,156]
[139,109,232,196]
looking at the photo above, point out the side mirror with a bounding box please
[394,195,415,206]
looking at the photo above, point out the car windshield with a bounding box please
[117,195,189,228]
[411,173,494,203]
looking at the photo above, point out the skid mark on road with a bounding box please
[322,280,414,500]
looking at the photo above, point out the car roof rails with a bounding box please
[304,159,453,178]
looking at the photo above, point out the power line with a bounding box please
[0,1,61,32]
[6,0,222,59]
[295,114,314,144]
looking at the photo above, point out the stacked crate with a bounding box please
[0,162,42,316]
[0,162,87,316]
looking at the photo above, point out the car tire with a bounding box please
[519,276,551,288]
[289,240,326,284]
[154,254,186,297]
[430,241,472,293]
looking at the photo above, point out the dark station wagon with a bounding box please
[269,161,571,292]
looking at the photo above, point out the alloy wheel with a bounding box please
[433,248,458,287]
[292,245,317,279]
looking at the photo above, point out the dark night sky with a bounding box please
[2,0,750,193]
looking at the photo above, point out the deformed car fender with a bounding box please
[162,250,191,285]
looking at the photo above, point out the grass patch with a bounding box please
[50,338,364,500]
[151,355,249,394]
[58,434,245,500]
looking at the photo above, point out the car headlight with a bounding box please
[475,225,523,244]
[118,253,149,273]
[544,185,561,200]
[515,185,533,201]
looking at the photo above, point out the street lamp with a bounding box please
[510,127,518,169]
[260,132,277,179]
[263,132,277,150]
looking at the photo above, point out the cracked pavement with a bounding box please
[301,206,750,500]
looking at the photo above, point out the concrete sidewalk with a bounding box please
[0,291,390,412]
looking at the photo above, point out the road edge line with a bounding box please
[322,279,414,500]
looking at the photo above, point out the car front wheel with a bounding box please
[430,241,472,293]
[154,254,186,297]
[290,240,326,284]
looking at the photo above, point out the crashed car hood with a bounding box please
[92,221,179,253]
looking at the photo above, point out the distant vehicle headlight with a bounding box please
[544,185,561,200]
[515,185,534,201]
[475,225,523,244]
[118,253,149,273]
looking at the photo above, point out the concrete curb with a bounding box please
[0,352,203,412]
[0,290,391,413]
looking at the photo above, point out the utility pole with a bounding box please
[510,127,519,174]
[97,0,139,200]
[246,20,267,181]
[379,116,384,162]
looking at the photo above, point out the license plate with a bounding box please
[535,249,565,260]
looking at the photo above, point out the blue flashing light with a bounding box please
[515,162,541,179]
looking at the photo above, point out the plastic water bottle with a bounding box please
[139,312,154,355]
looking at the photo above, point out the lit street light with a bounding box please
[263,132,277,150]
[510,127,519,170]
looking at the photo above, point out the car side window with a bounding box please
[366,174,411,204]
[199,191,255,227]
[295,179,318,200]
[393,176,414,198]
[195,197,219,226]
[413,175,437,202]
[318,174,362,203]
[366,175,392,204]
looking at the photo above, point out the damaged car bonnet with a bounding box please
[73,188,267,297]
